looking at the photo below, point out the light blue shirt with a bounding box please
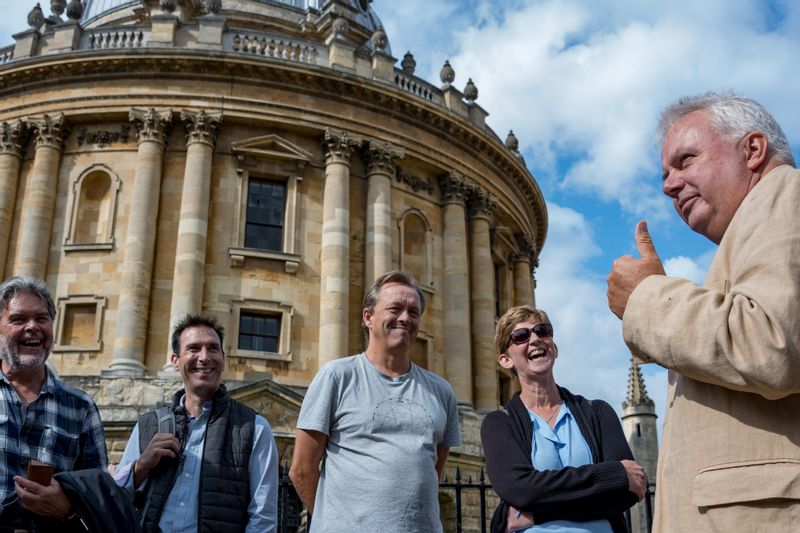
[515,404,613,533]
[114,396,279,533]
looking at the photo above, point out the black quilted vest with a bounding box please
[136,385,255,533]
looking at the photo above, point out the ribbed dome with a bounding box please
[83,0,138,22]
[83,0,383,32]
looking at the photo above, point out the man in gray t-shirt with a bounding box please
[290,271,461,533]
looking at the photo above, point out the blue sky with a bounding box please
[372,0,800,433]
[3,0,800,436]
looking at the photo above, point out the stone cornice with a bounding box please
[28,113,68,149]
[181,109,222,148]
[129,107,173,145]
[364,140,403,177]
[0,119,28,156]
[0,50,546,253]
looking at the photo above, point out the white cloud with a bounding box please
[664,255,708,285]
[536,202,666,429]
[433,0,800,217]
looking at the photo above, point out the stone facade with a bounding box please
[2,2,547,530]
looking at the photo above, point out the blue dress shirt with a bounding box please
[115,396,278,533]
[514,404,613,533]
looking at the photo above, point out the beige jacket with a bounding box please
[623,165,800,532]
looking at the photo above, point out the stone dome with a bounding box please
[83,0,384,33]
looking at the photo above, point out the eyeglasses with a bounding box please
[509,323,553,345]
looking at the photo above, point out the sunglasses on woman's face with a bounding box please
[509,323,554,345]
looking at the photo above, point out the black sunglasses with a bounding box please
[509,323,554,345]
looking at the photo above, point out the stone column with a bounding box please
[438,172,473,406]
[106,108,172,377]
[318,129,359,366]
[469,186,498,412]
[363,140,402,284]
[162,110,222,370]
[0,120,27,279]
[14,114,68,279]
[513,234,536,307]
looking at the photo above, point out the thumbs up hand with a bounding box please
[607,221,666,319]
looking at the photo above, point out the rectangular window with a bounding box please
[238,312,281,353]
[244,178,286,251]
[62,304,97,347]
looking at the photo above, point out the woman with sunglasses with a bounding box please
[481,306,645,533]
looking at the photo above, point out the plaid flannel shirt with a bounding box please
[0,367,108,503]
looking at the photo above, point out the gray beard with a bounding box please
[0,336,49,374]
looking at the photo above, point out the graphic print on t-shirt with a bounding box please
[371,396,434,437]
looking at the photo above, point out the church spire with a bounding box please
[624,357,654,408]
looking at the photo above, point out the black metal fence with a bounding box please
[278,464,654,533]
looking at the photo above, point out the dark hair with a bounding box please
[171,314,225,355]
[0,276,56,320]
[361,270,426,339]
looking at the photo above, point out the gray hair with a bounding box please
[361,271,426,340]
[0,276,56,320]
[657,91,796,167]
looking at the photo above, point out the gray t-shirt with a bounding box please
[297,353,461,533]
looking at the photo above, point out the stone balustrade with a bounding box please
[84,28,147,50]
[229,32,320,65]
[0,46,12,65]
[393,71,440,103]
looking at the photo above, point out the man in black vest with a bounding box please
[113,314,278,533]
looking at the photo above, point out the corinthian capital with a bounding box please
[28,113,68,150]
[129,107,173,145]
[0,120,28,157]
[438,171,470,205]
[181,109,223,148]
[322,128,361,165]
[468,185,497,219]
[364,140,404,177]
[514,233,536,262]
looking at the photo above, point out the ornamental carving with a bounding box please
[322,128,360,165]
[364,140,403,177]
[0,120,28,156]
[129,107,173,145]
[28,113,68,149]
[438,171,470,205]
[513,233,536,262]
[396,169,434,196]
[468,185,496,219]
[181,109,223,148]
[76,125,132,147]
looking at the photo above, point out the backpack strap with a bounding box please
[155,405,175,436]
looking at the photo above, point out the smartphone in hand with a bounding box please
[26,460,54,486]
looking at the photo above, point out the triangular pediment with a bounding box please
[231,134,313,162]
[228,376,305,437]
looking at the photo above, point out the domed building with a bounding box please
[0,0,546,526]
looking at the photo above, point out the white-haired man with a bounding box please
[608,92,800,531]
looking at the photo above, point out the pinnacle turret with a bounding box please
[623,357,654,408]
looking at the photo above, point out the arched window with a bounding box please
[65,165,120,251]
[398,208,433,289]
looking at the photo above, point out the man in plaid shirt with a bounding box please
[0,276,108,531]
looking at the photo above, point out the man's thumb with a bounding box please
[636,220,660,260]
